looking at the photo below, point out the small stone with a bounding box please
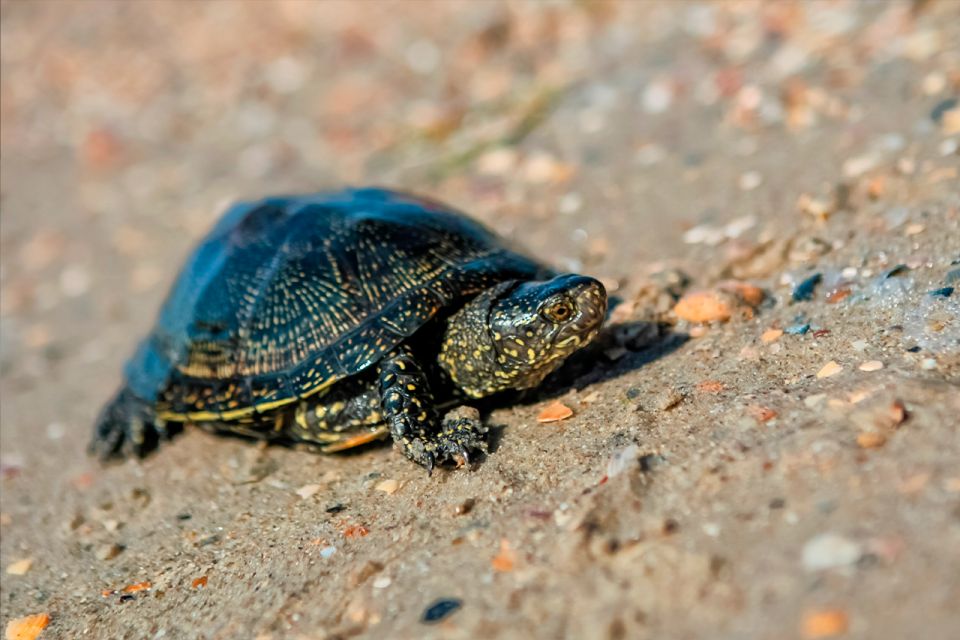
[761,329,783,343]
[804,394,826,408]
[606,445,640,478]
[792,273,822,302]
[802,533,862,571]
[5,558,33,576]
[374,479,401,495]
[372,576,392,589]
[858,360,883,372]
[477,148,517,176]
[421,598,462,624]
[674,291,733,323]
[802,609,849,638]
[454,498,476,516]
[95,543,124,561]
[856,432,887,449]
[738,170,763,191]
[295,484,322,500]
[319,546,337,559]
[816,361,843,379]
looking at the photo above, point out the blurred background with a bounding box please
[1,2,959,638]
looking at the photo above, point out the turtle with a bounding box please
[91,187,607,471]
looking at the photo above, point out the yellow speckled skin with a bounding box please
[91,188,606,470]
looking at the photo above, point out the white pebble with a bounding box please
[738,171,763,191]
[320,546,337,559]
[60,265,91,297]
[405,39,440,75]
[802,533,862,571]
[641,80,673,114]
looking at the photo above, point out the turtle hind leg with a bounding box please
[89,387,170,460]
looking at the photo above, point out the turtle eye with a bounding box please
[542,299,574,323]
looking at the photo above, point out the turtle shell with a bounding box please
[124,188,548,422]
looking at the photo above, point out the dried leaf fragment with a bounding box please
[122,581,151,594]
[4,613,50,640]
[537,402,573,423]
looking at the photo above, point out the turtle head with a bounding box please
[439,274,607,398]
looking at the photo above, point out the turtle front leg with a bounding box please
[378,346,487,472]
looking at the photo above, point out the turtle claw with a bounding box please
[90,388,161,461]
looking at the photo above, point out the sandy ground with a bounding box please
[2,1,959,639]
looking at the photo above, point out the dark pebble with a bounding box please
[906,346,921,353]
[626,387,642,400]
[928,286,954,298]
[785,323,811,335]
[882,264,909,279]
[792,273,822,301]
[931,97,959,123]
[422,598,463,623]
[769,498,786,509]
[326,503,346,514]
[176,513,192,521]
[639,453,668,472]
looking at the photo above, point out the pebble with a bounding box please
[59,265,92,297]
[95,543,124,561]
[673,291,732,323]
[928,287,953,298]
[816,361,843,379]
[5,558,33,576]
[738,171,763,191]
[761,329,783,343]
[802,533,862,571]
[606,444,640,478]
[295,484,322,500]
[421,598,463,624]
[785,323,810,335]
[319,546,337,559]
[856,432,887,449]
[372,576,392,589]
[792,273,822,302]
[374,479,401,495]
[802,608,849,638]
[858,360,884,372]
[641,80,673,114]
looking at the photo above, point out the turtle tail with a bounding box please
[89,387,168,460]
